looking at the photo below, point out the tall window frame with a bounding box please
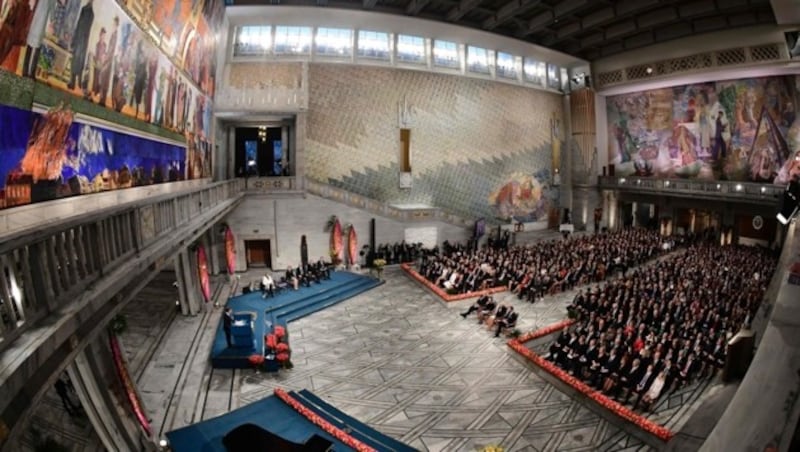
[234,26,272,56]
[357,30,391,60]
[315,27,353,57]
[273,26,313,55]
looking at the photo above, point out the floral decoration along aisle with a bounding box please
[507,319,675,442]
[273,388,377,452]
[400,263,506,302]
[251,325,293,373]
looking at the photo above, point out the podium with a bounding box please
[722,329,755,382]
[231,313,255,348]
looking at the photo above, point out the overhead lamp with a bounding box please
[777,179,800,225]
[645,66,653,74]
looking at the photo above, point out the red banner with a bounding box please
[224,226,236,274]
[197,245,211,303]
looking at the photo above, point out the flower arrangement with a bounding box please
[480,446,505,452]
[274,388,377,452]
[373,258,387,268]
[109,314,128,335]
[248,354,265,368]
[507,320,674,441]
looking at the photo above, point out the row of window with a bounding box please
[233,26,561,89]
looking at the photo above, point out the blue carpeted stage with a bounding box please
[211,271,382,369]
[166,390,415,452]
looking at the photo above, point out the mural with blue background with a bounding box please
[0,103,185,209]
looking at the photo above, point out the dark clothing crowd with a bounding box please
[548,244,776,411]
[418,229,674,298]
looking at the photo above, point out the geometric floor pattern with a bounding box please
[237,268,656,451]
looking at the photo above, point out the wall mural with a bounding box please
[489,170,555,222]
[607,75,800,184]
[0,102,185,209]
[0,0,219,189]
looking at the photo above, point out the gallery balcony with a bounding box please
[598,175,784,206]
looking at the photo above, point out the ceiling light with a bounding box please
[645,67,653,74]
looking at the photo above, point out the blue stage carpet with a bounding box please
[166,392,350,452]
[211,271,382,369]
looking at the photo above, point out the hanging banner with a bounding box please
[197,244,210,302]
[224,226,236,274]
[331,217,343,264]
[348,225,357,266]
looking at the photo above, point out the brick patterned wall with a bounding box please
[228,62,303,89]
[306,64,562,221]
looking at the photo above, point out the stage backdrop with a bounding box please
[607,74,800,184]
[0,103,185,209]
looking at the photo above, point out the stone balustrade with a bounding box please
[598,175,784,204]
[0,179,245,448]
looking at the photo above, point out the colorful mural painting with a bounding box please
[118,0,224,96]
[488,170,555,222]
[0,103,185,209]
[0,0,220,212]
[607,75,800,184]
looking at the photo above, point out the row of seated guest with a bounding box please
[460,295,519,337]
[418,228,673,298]
[259,258,331,297]
[545,243,776,412]
[370,242,430,265]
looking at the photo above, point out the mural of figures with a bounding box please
[488,171,555,222]
[607,75,800,183]
[0,0,36,72]
[117,0,223,96]
[0,103,185,209]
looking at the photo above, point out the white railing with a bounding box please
[214,86,307,111]
[305,178,472,227]
[598,176,784,202]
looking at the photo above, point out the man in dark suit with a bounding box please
[223,307,234,347]
[495,307,518,337]
[461,295,490,318]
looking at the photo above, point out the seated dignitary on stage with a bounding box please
[494,306,518,337]
[285,266,299,290]
[460,294,491,318]
[261,272,275,298]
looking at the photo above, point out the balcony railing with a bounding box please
[598,176,784,203]
[305,178,472,227]
[215,86,307,111]
[0,179,244,350]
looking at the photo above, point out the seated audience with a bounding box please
[543,243,776,412]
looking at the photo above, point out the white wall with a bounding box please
[224,193,470,271]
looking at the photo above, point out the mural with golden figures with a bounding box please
[0,0,223,210]
[607,74,800,184]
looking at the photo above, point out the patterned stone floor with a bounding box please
[233,267,655,451]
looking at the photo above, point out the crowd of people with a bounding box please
[546,243,776,411]
[256,258,332,297]
[370,242,429,265]
[418,229,674,299]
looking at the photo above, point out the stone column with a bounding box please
[175,249,201,316]
[294,112,306,190]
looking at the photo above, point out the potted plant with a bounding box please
[372,258,386,280]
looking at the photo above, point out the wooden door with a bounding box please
[245,240,271,268]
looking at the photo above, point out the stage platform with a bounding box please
[166,389,415,452]
[211,271,382,369]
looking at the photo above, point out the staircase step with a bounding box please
[292,390,415,452]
